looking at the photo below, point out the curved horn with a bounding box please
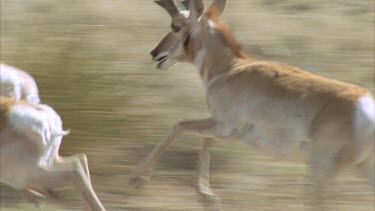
[206,0,226,18]
[154,0,181,17]
[182,0,204,16]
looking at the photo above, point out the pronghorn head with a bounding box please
[150,0,230,70]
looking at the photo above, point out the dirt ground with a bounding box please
[1,0,374,210]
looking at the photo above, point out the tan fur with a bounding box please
[135,0,374,210]
[0,96,14,131]
[213,59,368,161]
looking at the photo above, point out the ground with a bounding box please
[0,0,374,210]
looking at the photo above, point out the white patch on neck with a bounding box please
[208,20,216,33]
[195,48,206,70]
[195,48,209,84]
[208,20,216,28]
[179,10,190,18]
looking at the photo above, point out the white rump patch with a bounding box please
[355,94,375,135]
[9,104,50,146]
[354,94,375,163]
[8,103,69,166]
[356,95,375,123]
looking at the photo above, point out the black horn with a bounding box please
[154,0,181,17]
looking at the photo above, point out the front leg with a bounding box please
[197,138,222,210]
[197,138,215,197]
[129,118,222,186]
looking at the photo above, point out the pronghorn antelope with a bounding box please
[0,96,106,211]
[0,63,41,104]
[130,0,375,209]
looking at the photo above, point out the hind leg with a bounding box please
[196,138,222,210]
[308,146,341,211]
[70,154,92,211]
[357,152,374,188]
[60,154,91,182]
[33,156,105,211]
[24,189,46,207]
[56,154,92,210]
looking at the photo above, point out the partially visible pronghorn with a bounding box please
[0,96,106,211]
[0,63,40,104]
[130,0,375,209]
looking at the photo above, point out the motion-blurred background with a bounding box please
[1,0,374,210]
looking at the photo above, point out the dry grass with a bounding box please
[1,0,374,210]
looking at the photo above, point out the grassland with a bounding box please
[1,0,374,210]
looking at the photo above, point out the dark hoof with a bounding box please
[24,189,46,207]
[128,175,150,188]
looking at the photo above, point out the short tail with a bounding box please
[52,129,71,138]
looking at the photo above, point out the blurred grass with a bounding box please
[1,0,374,210]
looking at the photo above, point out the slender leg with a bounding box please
[357,152,375,188]
[308,146,339,211]
[129,118,220,186]
[76,154,93,211]
[61,154,92,184]
[39,157,106,211]
[61,153,92,211]
[24,189,46,207]
[197,138,215,197]
[197,138,222,210]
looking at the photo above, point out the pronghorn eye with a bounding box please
[171,24,181,33]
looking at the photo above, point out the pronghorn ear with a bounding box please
[182,0,204,16]
[154,0,180,17]
[206,0,226,19]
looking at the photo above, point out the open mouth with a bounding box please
[156,56,167,62]
[156,56,168,68]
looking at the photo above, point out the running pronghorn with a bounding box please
[0,96,106,211]
[130,0,375,209]
[0,63,41,104]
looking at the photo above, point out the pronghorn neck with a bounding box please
[194,44,240,88]
[193,18,250,87]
